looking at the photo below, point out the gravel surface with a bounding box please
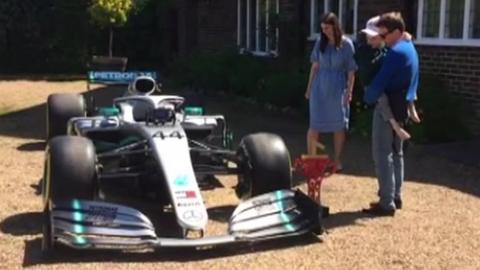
[0,80,479,269]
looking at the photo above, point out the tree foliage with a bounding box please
[88,0,134,29]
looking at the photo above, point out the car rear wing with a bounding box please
[86,71,159,90]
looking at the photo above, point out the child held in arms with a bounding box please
[355,15,421,141]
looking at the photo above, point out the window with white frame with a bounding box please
[237,0,279,57]
[417,0,480,46]
[309,0,358,39]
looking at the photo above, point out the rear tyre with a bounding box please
[236,133,292,198]
[47,93,86,140]
[42,136,96,254]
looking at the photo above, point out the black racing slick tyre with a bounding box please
[236,133,292,198]
[43,136,96,203]
[47,93,86,140]
[42,136,96,254]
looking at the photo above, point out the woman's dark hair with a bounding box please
[319,12,344,53]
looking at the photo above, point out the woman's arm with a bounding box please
[343,37,357,104]
[345,70,355,103]
[305,62,319,99]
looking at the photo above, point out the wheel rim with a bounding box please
[236,145,253,198]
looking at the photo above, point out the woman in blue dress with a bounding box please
[305,13,357,169]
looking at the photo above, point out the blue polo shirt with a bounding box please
[364,39,419,104]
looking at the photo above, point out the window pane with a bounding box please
[268,0,278,51]
[259,0,266,52]
[470,0,480,38]
[422,0,441,37]
[329,0,339,16]
[314,0,326,33]
[249,0,257,50]
[240,0,247,48]
[444,0,464,38]
[342,0,355,34]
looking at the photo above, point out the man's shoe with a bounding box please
[394,198,403,209]
[363,203,395,216]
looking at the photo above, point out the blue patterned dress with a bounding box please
[309,36,358,132]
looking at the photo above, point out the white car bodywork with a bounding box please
[69,94,224,232]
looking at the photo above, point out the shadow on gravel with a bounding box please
[2,206,367,267]
[0,85,125,140]
[198,175,224,190]
[3,206,324,267]
[3,83,478,201]
[203,93,480,199]
[207,205,236,223]
[0,75,85,82]
[21,234,320,267]
[338,139,480,199]
[17,141,46,151]
[323,210,371,230]
[31,179,43,195]
[0,212,42,236]
[2,203,321,266]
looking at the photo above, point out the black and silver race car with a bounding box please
[41,76,323,253]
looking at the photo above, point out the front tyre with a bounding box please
[42,136,96,254]
[236,133,292,198]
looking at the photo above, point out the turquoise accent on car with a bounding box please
[174,175,189,186]
[87,71,159,84]
[72,199,82,210]
[94,136,141,153]
[275,190,295,232]
[73,211,83,222]
[74,235,87,245]
[223,130,234,149]
[98,107,120,117]
[185,106,204,116]
[73,224,85,234]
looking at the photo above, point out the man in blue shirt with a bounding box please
[363,12,420,216]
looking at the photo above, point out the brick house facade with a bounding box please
[175,0,480,133]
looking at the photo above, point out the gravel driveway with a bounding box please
[0,80,479,269]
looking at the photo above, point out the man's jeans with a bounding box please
[372,106,404,210]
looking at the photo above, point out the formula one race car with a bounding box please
[41,75,323,253]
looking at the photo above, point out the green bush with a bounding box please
[260,71,306,107]
[169,51,309,108]
[227,56,267,97]
[0,0,175,73]
[170,52,472,144]
[350,74,472,143]
[410,74,472,143]
[169,50,234,93]
[347,74,372,138]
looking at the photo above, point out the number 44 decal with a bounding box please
[153,130,183,139]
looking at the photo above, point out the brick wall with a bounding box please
[278,0,307,58]
[175,0,198,55]
[186,0,306,57]
[186,0,418,56]
[197,0,237,52]
[181,0,480,134]
[357,0,411,32]
[416,45,480,132]
[356,0,419,38]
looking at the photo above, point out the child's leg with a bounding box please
[377,94,411,141]
[408,101,421,123]
[377,94,394,121]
